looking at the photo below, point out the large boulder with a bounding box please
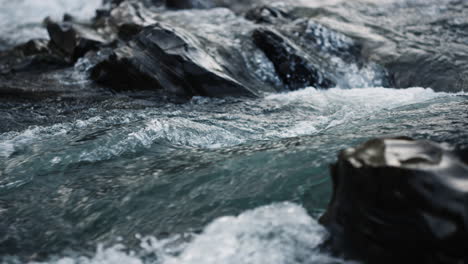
[91,8,289,97]
[321,137,468,264]
[91,22,259,97]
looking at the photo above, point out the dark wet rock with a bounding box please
[282,1,468,92]
[247,5,391,88]
[90,46,163,92]
[92,22,259,97]
[321,137,468,264]
[456,147,468,165]
[0,39,69,74]
[90,8,293,97]
[4,0,466,101]
[10,39,50,57]
[45,18,108,62]
[94,4,404,96]
[253,28,335,90]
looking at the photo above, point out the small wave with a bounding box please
[263,87,464,137]
[0,87,464,166]
[265,86,458,106]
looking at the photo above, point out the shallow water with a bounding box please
[1,0,468,263]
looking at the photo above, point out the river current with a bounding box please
[1,0,468,263]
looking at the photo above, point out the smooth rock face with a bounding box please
[321,138,468,264]
[92,22,259,97]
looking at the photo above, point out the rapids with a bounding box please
[0,0,468,263]
[1,86,466,263]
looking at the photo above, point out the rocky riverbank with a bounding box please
[2,0,467,103]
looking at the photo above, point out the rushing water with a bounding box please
[0,0,102,50]
[1,86,467,263]
[1,0,468,263]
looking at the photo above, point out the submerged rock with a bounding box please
[321,137,468,264]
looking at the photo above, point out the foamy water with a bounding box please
[23,203,350,264]
[0,0,102,48]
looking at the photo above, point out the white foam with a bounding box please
[165,203,338,264]
[30,203,350,264]
[1,87,463,167]
[266,87,445,107]
[263,87,464,137]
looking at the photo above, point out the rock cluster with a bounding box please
[2,0,468,100]
[0,0,385,99]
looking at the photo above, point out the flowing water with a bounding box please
[1,0,468,263]
[0,0,102,50]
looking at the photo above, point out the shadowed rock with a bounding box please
[0,39,69,74]
[253,28,335,90]
[321,137,468,264]
[92,22,258,97]
[45,18,108,62]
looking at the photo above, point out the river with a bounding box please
[0,0,467,263]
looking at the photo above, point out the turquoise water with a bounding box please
[1,86,467,263]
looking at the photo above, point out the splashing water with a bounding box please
[24,203,350,264]
[0,0,102,49]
